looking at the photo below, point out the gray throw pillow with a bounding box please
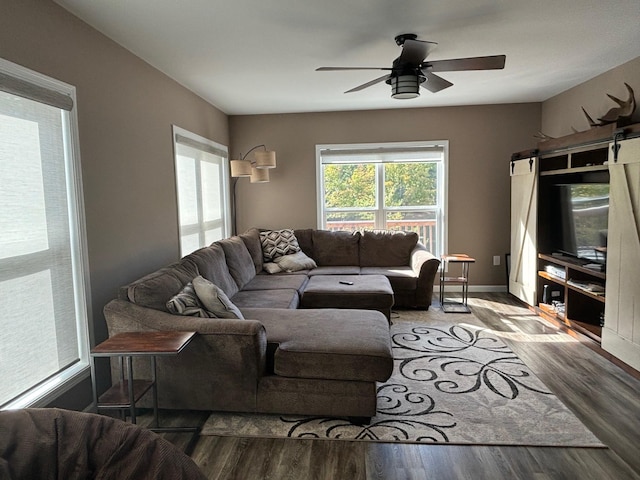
[262,262,283,274]
[260,229,300,261]
[166,282,214,318]
[274,251,317,272]
[192,276,244,319]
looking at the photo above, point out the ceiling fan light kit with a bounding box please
[316,33,506,100]
[389,74,423,99]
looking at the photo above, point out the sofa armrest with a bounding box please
[411,243,440,274]
[102,299,267,411]
[410,243,441,308]
[103,298,264,336]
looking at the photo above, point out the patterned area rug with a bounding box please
[202,312,603,446]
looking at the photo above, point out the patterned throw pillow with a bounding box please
[166,282,214,318]
[273,251,317,272]
[260,229,300,262]
[192,276,244,320]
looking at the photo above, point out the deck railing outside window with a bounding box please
[325,220,437,252]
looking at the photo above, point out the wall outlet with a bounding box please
[493,255,501,266]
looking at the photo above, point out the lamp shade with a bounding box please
[230,159,252,177]
[390,75,420,99]
[250,167,270,183]
[254,150,276,169]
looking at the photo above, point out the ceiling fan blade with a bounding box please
[316,67,391,71]
[425,55,506,72]
[422,72,454,93]
[398,39,434,65]
[345,74,390,93]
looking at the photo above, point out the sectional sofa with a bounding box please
[102,228,440,420]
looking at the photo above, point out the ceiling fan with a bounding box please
[316,33,506,99]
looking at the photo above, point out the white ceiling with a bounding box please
[54,0,640,116]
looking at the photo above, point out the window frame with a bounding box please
[172,126,231,256]
[316,141,448,257]
[0,57,92,410]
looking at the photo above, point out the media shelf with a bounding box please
[536,253,606,342]
[538,146,609,176]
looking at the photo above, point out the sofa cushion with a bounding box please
[242,274,308,292]
[239,227,263,273]
[127,260,199,312]
[260,229,300,261]
[193,276,244,319]
[311,230,360,266]
[248,308,393,382]
[307,266,360,276]
[183,244,239,298]
[166,282,213,318]
[233,289,300,310]
[360,266,418,291]
[219,236,256,288]
[293,228,314,258]
[359,230,419,267]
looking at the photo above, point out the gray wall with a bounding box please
[230,104,541,287]
[0,0,229,407]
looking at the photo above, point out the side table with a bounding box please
[91,330,198,433]
[440,254,476,313]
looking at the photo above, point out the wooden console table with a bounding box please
[91,330,197,433]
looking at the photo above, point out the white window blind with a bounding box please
[173,127,230,256]
[0,58,90,409]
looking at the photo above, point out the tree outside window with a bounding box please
[318,142,447,256]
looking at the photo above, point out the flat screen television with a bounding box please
[556,183,609,262]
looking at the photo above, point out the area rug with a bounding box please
[202,314,603,446]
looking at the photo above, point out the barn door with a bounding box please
[509,156,538,306]
[602,137,640,371]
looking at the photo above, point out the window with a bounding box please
[172,126,230,256]
[317,141,448,256]
[0,58,91,409]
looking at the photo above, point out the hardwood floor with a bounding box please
[155,293,640,479]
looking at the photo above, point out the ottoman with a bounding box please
[300,274,394,321]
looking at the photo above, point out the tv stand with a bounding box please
[537,253,605,342]
[511,125,640,373]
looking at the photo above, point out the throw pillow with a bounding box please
[166,282,214,318]
[262,262,283,274]
[192,275,244,319]
[274,251,317,272]
[260,229,300,261]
